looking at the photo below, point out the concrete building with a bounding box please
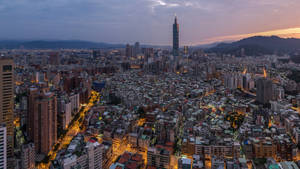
[126,44,133,58]
[70,93,80,114]
[256,78,273,104]
[147,147,170,169]
[0,125,7,169]
[60,141,103,169]
[178,158,192,169]
[134,42,140,57]
[86,141,103,169]
[57,96,72,129]
[28,88,57,155]
[21,143,35,169]
[0,58,14,161]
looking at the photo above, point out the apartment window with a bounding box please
[2,65,12,72]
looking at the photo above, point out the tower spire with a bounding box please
[173,15,179,57]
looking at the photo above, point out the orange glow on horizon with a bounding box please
[196,27,300,45]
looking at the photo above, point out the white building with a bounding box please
[86,141,103,169]
[0,125,7,169]
[70,93,80,114]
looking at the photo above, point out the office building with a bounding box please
[134,42,140,56]
[0,57,14,160]
[28,88,57,155]
[126,44,133,58]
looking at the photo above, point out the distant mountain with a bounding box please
[208,36,300,56]
[194,41,234,49]
[0,40,173,49]
[0,40,125,49]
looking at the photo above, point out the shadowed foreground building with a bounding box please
[0,57,14,168]
[0,125,7,169]
[256,78,273,104]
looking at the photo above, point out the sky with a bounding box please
[1,0,300,45]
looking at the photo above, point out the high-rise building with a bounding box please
[126,44,133,58]
[57,96,72,130]
[134,42,140,57]
[86,141,103,169]
[142,48,154,62]
[21,143,35,169]
[0,57,14,161]
[49,52,59,65]
[178,158,192,169]
[256,78,273,104]
[147,147,170,169]
[0,125,7,169]
[173,16,179,56]
[27,88,57,155]
[183,46,188,55]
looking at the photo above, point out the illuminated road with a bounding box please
[37,91,100,169]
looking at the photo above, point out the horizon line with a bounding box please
[1,27,300,47]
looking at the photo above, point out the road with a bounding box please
[37,91,100,169]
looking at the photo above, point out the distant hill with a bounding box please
[208,36,300,56]
[194,41,234,49]
[0,40,125,49]
[0,40,172,49]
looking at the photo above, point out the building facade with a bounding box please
[21,143,35,169]
[28,88,57,155]
[256,78,273,104]
[0,125,7,169]
[0,58,14,162]
[173,16,179,57]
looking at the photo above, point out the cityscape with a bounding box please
[2,1,300,169]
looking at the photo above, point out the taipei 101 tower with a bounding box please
[173,16,179,57]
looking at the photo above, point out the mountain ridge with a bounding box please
[208,36,300,55]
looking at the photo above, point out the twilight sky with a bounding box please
[1,0,300,45]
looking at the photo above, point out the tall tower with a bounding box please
[173,16,179,56]
[0,57,14,162]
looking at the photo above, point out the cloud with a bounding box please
[0,0,300,45]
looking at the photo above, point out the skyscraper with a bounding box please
[134,42,140,57]
[173,16,179,56]
[0,57,14,162]
[126,44,133,58]
[28,87,57,155]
